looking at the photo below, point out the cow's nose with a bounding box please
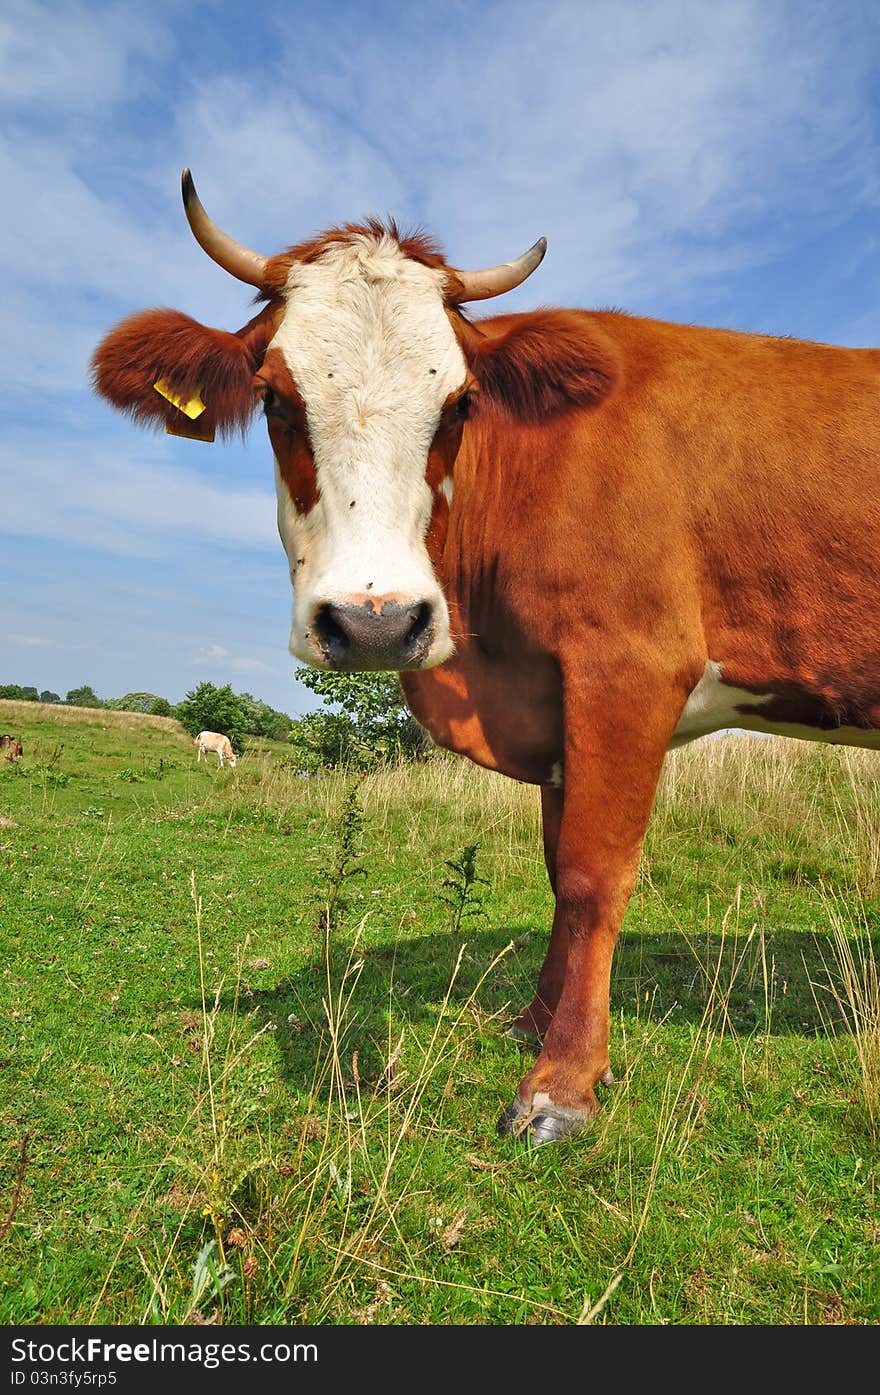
[312,597,436,670]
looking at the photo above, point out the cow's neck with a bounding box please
[402,418,564,785]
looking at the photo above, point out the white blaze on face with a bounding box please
[270,232,466,667]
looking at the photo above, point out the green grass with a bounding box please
[0,699,877,1325]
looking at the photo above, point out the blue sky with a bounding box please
[2,0,879,716]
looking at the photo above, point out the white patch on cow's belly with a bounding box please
[671,660,880,750]
[670,661,764,746]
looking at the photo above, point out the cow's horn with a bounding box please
[450,237,547,302]
[181,169,268,289]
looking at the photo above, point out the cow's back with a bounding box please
[595,315,880,734]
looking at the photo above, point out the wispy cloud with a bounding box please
[192,643,273,674]
[262,0,880,310]
[0,0,165,114]
[0,428,277,556]
[8,633,51,647]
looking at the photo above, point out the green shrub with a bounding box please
[175,682,246,754]
[290,668,432,770]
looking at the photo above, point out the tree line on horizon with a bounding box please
[0,672,433,772]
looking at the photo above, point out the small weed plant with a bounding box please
[438,842,490,937]
[313,783,368,938]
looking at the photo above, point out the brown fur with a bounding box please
[457,310,622,419]
[256,348,320,514]
[260,221,455,299]
[91,304,280,438]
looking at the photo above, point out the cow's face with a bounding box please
[94,175,632,675]
[256,235,467,671]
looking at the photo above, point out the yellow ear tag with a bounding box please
[153,379,215,442]
[154,379,205,418]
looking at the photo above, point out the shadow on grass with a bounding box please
[245,919,877,1094]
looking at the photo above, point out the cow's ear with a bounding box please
[90,305,277,440]
[462,310,621,421]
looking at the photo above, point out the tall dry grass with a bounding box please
[232,748,544,878]
[0,698,186,736]
[649,734,880,895]
[231,733,880,893]
[811,889,880,1141]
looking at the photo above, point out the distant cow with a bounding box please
[0,735,22,762]
[195,731,237,768]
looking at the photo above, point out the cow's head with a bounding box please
[93,172,616,672]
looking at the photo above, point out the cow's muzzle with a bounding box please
[311,597,436,671]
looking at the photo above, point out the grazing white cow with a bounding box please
[195,731,237,768]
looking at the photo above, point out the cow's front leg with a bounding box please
[507,786,566,1044]
[498,674,682,1144]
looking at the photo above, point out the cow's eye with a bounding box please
[455,390,473,421]
[262,387,281,417]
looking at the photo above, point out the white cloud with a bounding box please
[0,1,165,114]
[229,656,273,673]
[192,643,273,674]
[0,135,239,328]
[175,76,408,246]
[0,429,277,557]
[264,0,880,310]
[9,633,50,647]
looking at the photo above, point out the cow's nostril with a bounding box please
[313,604,350,658]
[404,602,432,652]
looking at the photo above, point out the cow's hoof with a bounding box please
[496,1093,594,1144]
[528,1106,589,1144]
[504,1021,543,1047]
[496,1094,531,1137]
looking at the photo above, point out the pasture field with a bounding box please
[0,698,878,1325]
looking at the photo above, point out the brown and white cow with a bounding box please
[0,735,23,762]
[92,170,880,1143]
[195,730,237,768]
